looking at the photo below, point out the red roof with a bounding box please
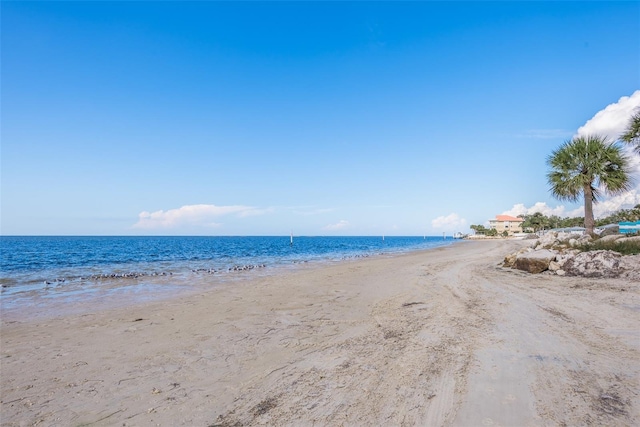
[495,215,523,222]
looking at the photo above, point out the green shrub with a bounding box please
[576,237,640,255]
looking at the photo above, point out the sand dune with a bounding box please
[1,240,638,426]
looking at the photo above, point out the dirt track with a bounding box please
[2,240,638,426]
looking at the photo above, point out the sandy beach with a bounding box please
[1,239,638,426]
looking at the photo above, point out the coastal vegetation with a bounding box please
[501,112,640,237]
[546,135,632,236]
[470,206,640,236]
[575,237,640,256]
[518,204,640,232]
[469,224,498,236]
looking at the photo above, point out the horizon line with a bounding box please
[0,234,462,238]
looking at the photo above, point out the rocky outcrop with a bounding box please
[504,231,639,279]
[532,232,590,251]
[514,250,557,274]
[598,234,624,243]
[620,254,640,281]
[503,247,532,268]
[561,250,622,278]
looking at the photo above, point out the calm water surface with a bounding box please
[1,236,457,310]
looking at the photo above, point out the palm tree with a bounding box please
[620,109,640,154]
[547,135,632,236]
[521,212,549,232]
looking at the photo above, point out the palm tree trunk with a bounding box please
[584,184,595,236]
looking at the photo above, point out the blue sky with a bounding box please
[2,1,639,236]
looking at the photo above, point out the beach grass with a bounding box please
[577,237,640,255]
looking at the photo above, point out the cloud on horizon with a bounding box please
[133,204,267,229]
[323,220,350,231]
[431,213,467,230]
[502,202,582,219]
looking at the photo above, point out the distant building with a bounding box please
[489,215,524,235]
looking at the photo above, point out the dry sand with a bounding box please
[1,240,639,426]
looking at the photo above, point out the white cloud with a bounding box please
[592,186,640,218]
[133,204,263,229]
[502,202,569,218]
[575,90,640,141]
[431,213,467,230]
[621,143,640,176]
[324,220,349,231]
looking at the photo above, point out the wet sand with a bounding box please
[1,240,638,426]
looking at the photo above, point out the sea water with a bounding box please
[1,236,455,309]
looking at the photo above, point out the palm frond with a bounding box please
[546,135,632,234]
[620,109,640,154]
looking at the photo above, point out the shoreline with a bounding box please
[1,240,463,321]
[1,239,638,426]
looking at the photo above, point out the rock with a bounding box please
[532,231,583,251]
[555,251,577,268]
[548,260,561,271]
[576,235,593,245]
[504,247,536,267]
[598,234,624,243]
[503,252,517,268]
[514,249,557,274]
[536,232,558,249]
[620,254,640,281]
[556,269,566,276]
[618,235,640,244]
[562,250,622,278]
[619,253,640,266]
[556,232,573,243]
[600,226,619,237]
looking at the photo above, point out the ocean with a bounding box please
[1,236,457,311]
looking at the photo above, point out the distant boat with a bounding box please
[290,232,293,246]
